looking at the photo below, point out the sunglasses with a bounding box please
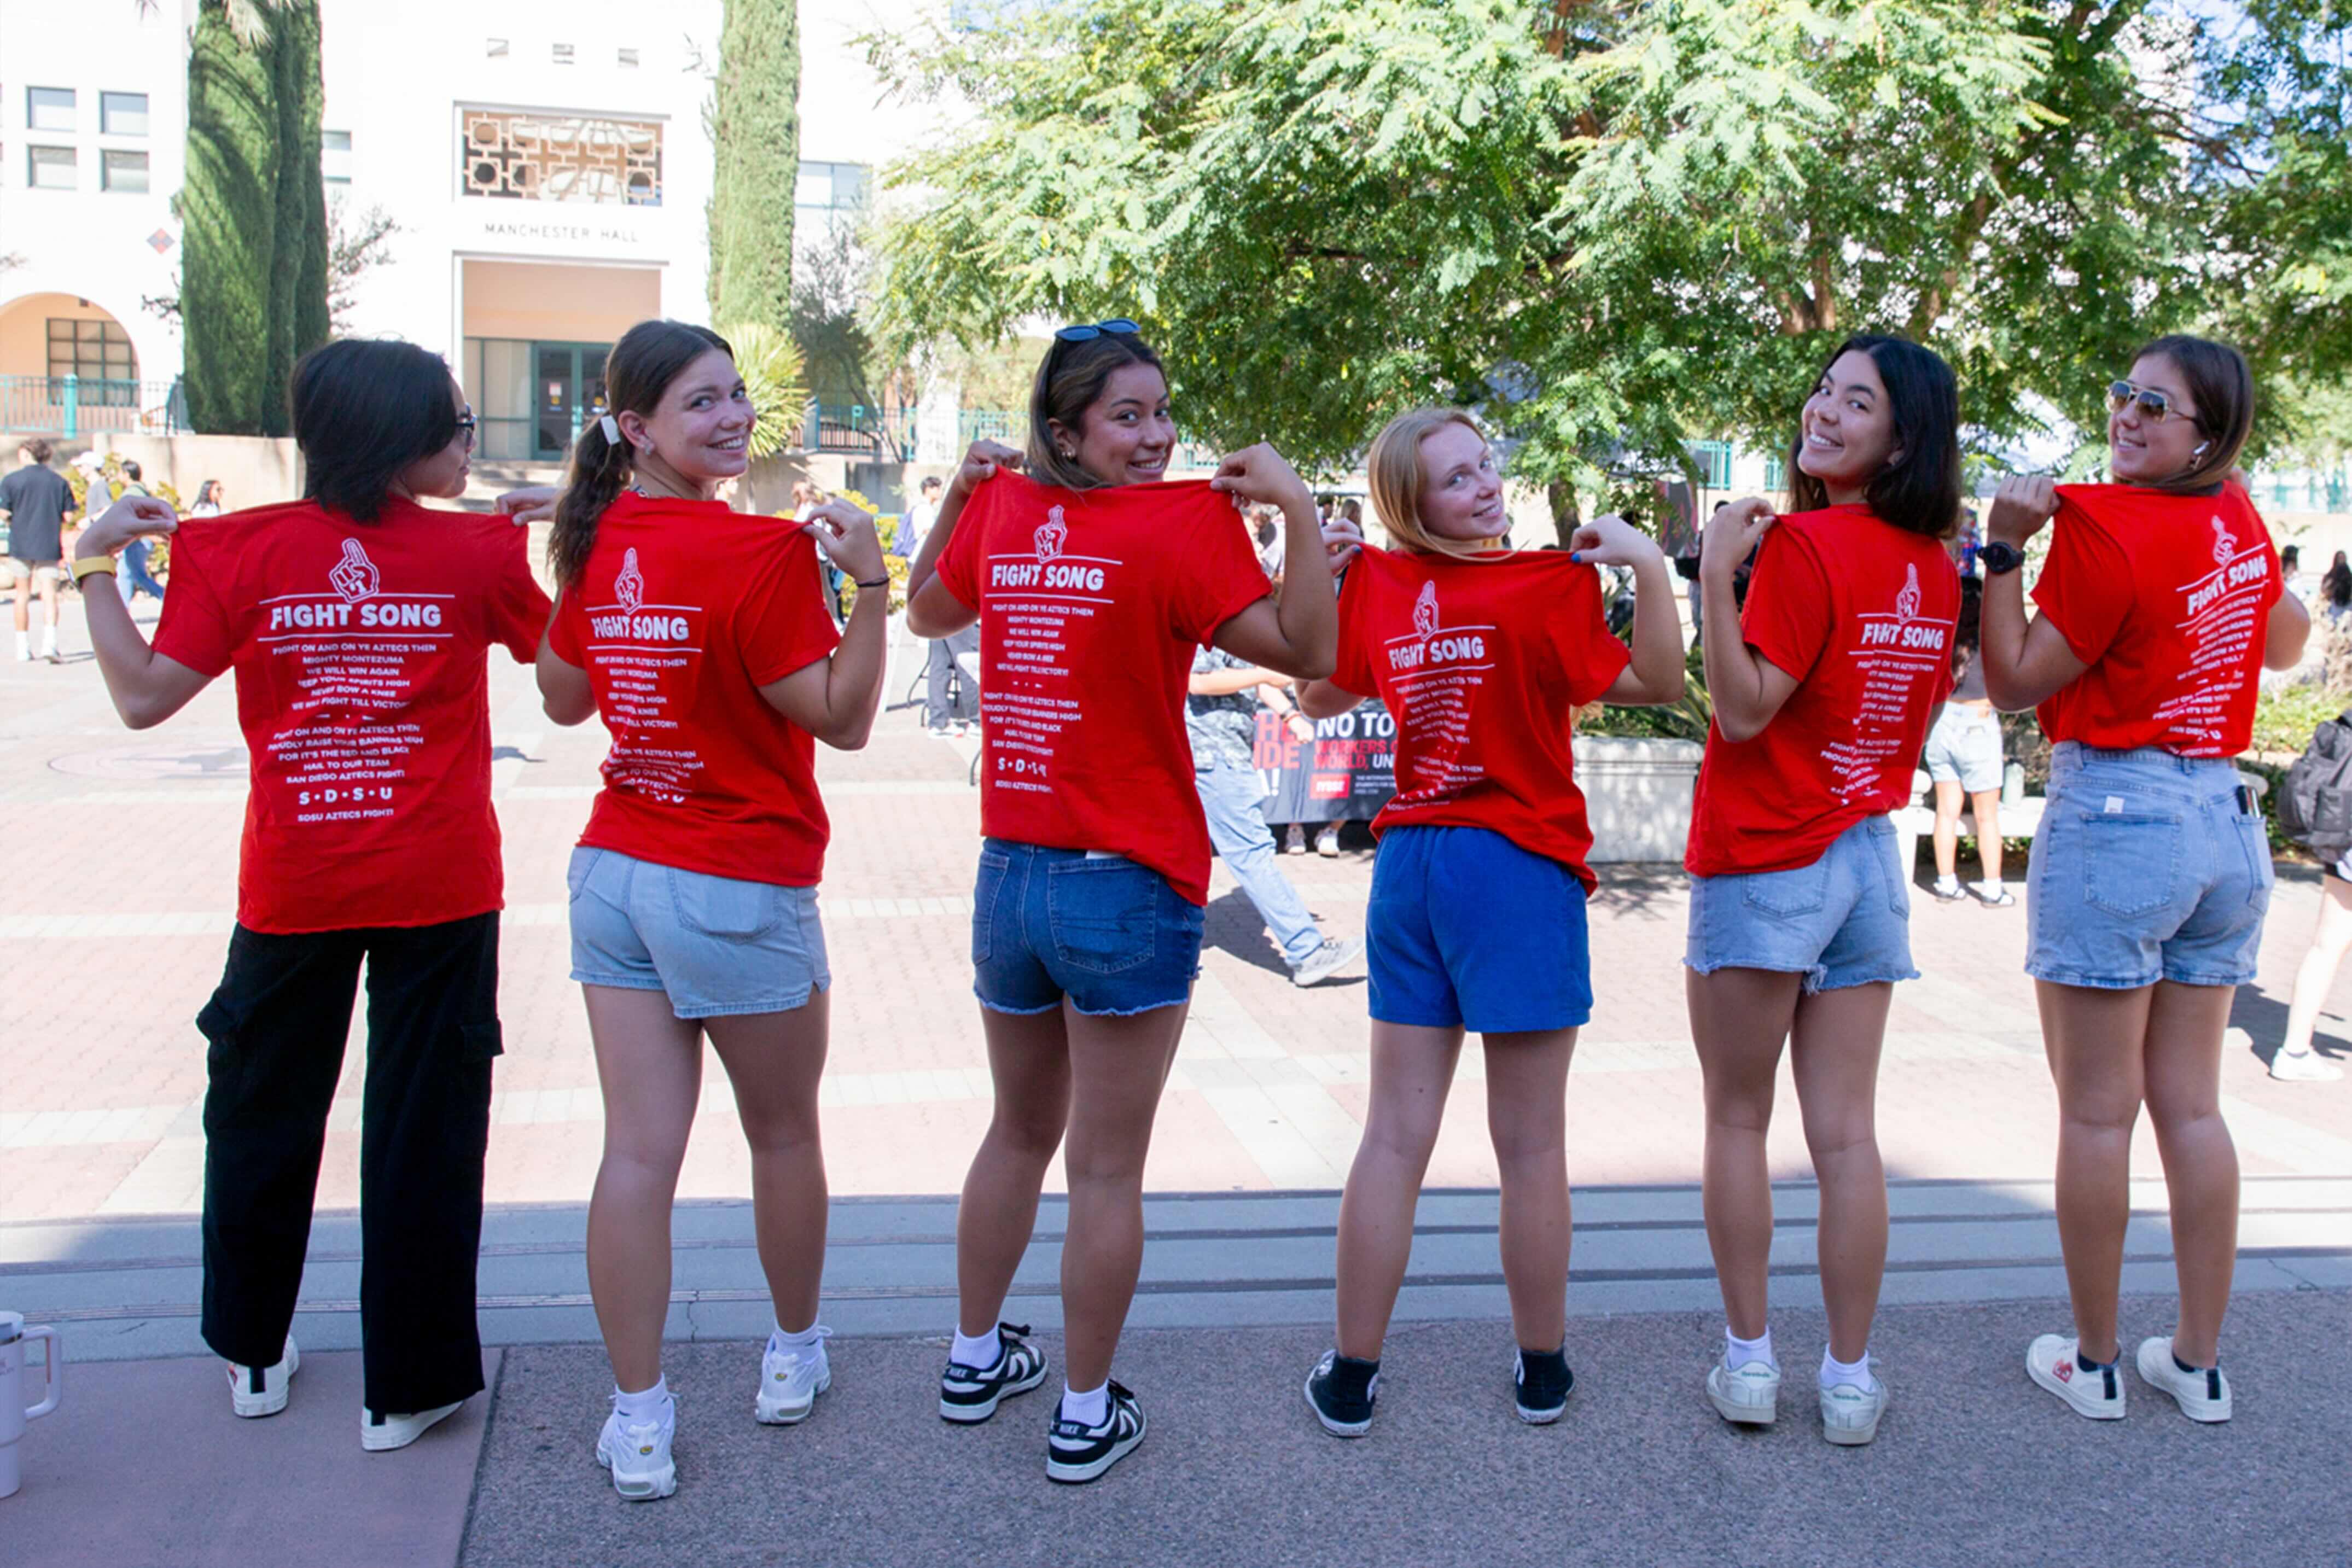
[1053,317,1140,344]
[455,410,478,448]
[2107,381,2198,427]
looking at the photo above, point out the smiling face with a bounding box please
[628,347,755,484]
[2108,352,2205,485]
[1412,421,1508,545]
[1797,348,1903,502]
[1052,362,1174,486]
[392,378,474,500]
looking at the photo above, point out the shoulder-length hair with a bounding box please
[1365,406,1500,561]
[292,339,461,523]
[1784,334,1962,540]
[1025,329,1166,490]
[2128,334,2254,494]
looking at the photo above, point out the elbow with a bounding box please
[820,715,876,750]
[1649,665,1687,704]
[1714,712,1763,745]
[120,700,168,732]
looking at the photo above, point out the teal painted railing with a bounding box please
[0,377,188,438]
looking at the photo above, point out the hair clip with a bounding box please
[601,415,622,444]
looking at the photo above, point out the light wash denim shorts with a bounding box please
[1924,704,2004,794]
[2025,743,2273,989]
[567,845,829,1018]
[1685,816,1918,993]
[971,839,1204,1018]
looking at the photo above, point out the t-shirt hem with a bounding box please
[1685,806,1878,879]
[577,829,824,889]
[232,896,507,936]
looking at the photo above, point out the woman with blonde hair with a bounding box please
[1295,407,1684,1433]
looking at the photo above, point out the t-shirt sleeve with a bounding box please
[931,484,988,614]
[545,584,583,666]
[486,527,553,663]
[1555,564,1633,706]
[1329,563,1377,697]
[150,527,236,677]
[2030,500,2134,665]
[739,536,844,687]
[0,470,20,515]
[1175,494,1273,645]
[1739,529,1832,684]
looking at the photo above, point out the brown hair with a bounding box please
[1366,407,1498,560]
[2128,334,2254,493]
[1025,329,1166,489]
[1783,334,1963,539]
[20,438,53,464]
[548,319,731,587]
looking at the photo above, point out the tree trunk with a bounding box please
[1546,477,1581,549]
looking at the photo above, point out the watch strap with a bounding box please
[71,556,118,582]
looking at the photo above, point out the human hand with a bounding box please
[1985,475,2057,546]
[1209,444,1312,515]
[75,495,179,559]
[1286,712,1315,744]
[951,440,1024,499]
[1320,517,1364,576]
[1568,513,1662,569]
[1701,497,1775,581]
[495,485,560,526]
[802,499,888,583]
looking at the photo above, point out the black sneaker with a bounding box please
[1304,1349,1379,1437]
[1513,1347,1574,1424]
[938,1322,1050,1424]
[1045,1381,1145,1484]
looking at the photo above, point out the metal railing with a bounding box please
[0,377,189,439]
[800,400,918,461]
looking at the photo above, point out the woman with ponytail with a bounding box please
[1980,336,2309,1425]
[535,319,889,1500]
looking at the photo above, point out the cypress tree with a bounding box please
[708,0,799,333]
[267,0,330,436]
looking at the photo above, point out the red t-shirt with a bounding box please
[1328,545,1630,890]
[2032,483,2281,757]
[152,498,551,933]
[1687,505,1959,876]
[546,494,842,885]
[933,472,1270,905]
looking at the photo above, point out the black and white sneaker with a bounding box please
[1045,1382,1145,1484]
[1513,1347,1574,1424]
[1304,1349,1379,1437]
[938,1322,1050,1424]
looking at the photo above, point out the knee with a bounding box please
[1803,1117,1879,1167]
[736,1108,822,1162]
[990,1104,1067,1164]
[1704,1087,1774,1137]
[1061,1135,1146,1190]
[1488,1114,1565,1171]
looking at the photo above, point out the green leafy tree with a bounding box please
[709,0,799,333]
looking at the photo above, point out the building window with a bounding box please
[100,91,148,136]
[1689,439,1733,489]
[461,108,662,207]
[486,37,509,57]
[618,47,640,67]
[101,149,149,193]
[48,318,139,399]
[27,86,74,131]
[795,160,868,215]
[28,145,76,190]
[552,42,575,64]
[322,129,352,184]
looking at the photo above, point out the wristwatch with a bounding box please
[1979,541,2025,576]
[70,555,117,583]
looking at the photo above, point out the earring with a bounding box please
[1059,448,1075,460]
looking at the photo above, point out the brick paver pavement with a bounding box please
[4,596,2347,1224]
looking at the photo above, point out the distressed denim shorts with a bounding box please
[2025,743,2273,989]
[1368,825,1593,1033]
[971,838,1205,1017]
[1685,816,1918,993]
[567,846,830,1019]
[1924,705,2004,794]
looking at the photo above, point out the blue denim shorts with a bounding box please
[567,846,830,1019]
[1367,825,1593,1033]
[1924,705,2004,793]
[1685,816,1918,993]
[2025,743,2273,989]
[971,839,1206,1017]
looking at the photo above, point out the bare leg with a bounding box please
[1333,1021,1464,1360]
[2036,979,2153,1363]
[1788,983,1893,1362]
[705,991,831,1334]
[11,573,27,636]
[2141,981,2239,1365]
[1484,1027,1580,1354]
[1970,790,2004,885]
[954,1006,1072,1339]
[36,571,56,636]
[2280,872,2352,1058]
[1687,966,1804,1338]
[583,986,703,1392]
[1931,780,1963,882]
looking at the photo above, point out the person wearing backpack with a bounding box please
[2273,710,2352,1080]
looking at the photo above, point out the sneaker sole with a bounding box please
[1707,1382,1778,1426]
[756,1366,832,1425]
[1821,1400,1886,1446]
[1514,1395,1569,1426]
[939,1360,1049,1424]
[2026,1355,2126,1420]
[1302,1378,1373,1438]
[1045,1414,1146,1484]
[596,1435,678,1501]
[231,1343,300,1419]
[2135,1343,2231,1424]
[360,1402,463,1453]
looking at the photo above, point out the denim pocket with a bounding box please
[195,996,243,1104]
[671,868,781,941]
[1740,855,1830,917]
[1046,856,1159,975]
[2078,810,2182,918]
[972,850,1012,965]
[564,847,596,903]
[1865,818,1911,917]
[2230,802,2275,912]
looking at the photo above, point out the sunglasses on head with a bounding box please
[2108,381,2198,427]
[1053,318,1140,344]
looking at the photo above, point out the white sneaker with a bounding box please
[360,1400,465,1452]
[1706,1356,1780,1425]
[1289,934,1366,988]
[2136,1337,2232,1423]
[755,1327,833,1425]
[596,1398,678,1501]
[1819,1373,1889,1445]
[227,1337,299,1418]
[2025,1333,2125,1420]
[2269,1048,2344,1082]
[1315,825,1341,857]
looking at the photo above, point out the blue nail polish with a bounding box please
[1568,552,1581,563]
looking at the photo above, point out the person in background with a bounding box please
[899,474,943,557]
[110,459,167,607]
[189,479,226,518]
[1,438,72,662]
[1255,505,1286,578]
[2324,550,2352,624]
[2273,850,2352,1081]
[1923,578,2010,906]
[2279,544,2309,607]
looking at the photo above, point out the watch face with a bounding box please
[1982,542,2024,574]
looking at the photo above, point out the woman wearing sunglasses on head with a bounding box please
[1684,334,1963,1447]
[903,318,1338,1483]
[1979,336,2309,1425]
[70,339,551,1453]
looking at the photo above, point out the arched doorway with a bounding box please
[0,292,165,439]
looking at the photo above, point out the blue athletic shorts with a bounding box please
[971,839,1205,1017]
[567,846,829,1019]
[1685,816,1917,993]
[1367,825,1593,1034]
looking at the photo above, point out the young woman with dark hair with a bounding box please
[69,336,551,1452]
[903,319,1338,1483]
[1294,407,1684,1436]
[1979,334,2309,1425]
[535,319,889,1501]
[1683,334,1964,1445]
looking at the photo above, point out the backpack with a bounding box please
[2278,708,2352,859]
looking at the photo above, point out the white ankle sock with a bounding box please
[614,1375,668,1421]
[39,625,56,655]
[1934,874,1959,892]
[1726,1327,1775,1370]
[1061,1381,1109,1427]
[772,1319,824,1352]
[1974,878,2004,895]
[1821,1348,1876,1391]
[951,1326,1003,1371]
[13,631,26,659]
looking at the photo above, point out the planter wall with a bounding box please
[1573,735,1703,864]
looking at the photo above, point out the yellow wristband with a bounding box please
[71,556,117,583]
